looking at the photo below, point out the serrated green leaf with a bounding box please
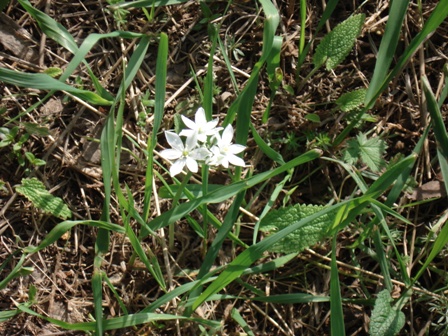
[336,88,367,112]
[16,178,72,219]
[369,290,405,336]
[343,133,387,172]
[259,204,337,253]
[313,14,365,70]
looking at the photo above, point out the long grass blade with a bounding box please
[364,0,410,104]
[330,235,345,335]
[144,32,168,220]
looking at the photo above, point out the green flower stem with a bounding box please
[201,164,209,257]
[168,171,193,250]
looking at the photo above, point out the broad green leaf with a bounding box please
[343,133,387,172]
[259,204,338,253]
[16,178,72,220]
[313,14,365,70]
[369,290,405,336]
[336,89,367,112]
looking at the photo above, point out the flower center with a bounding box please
[182,149,189,157]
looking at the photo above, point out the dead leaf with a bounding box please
[0,13,39,63]
[407,180,447,201]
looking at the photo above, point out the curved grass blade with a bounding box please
[364,0,410,104]
[231,308,255,336]
[112,0,188,9]
[0,68,112,105]
[17,304,220,331]
[23,220,125,255]
[252,293,329,304]
[144,32,168,220]
[18,0,78,53]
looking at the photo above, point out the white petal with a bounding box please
[228,154,245,167]
[185,132,198,150]
[165,131,184,151]
[179,129,195,138]
[195,107,207,124]
[228,144,246,154]
[170,158,186,176]
[221,125,234,146]
[181,115,197,130]
[160,148,182,160]
[204,119,219,132]
[196,133,208,143]
[186,157,198,173]
[220,157,229,168]
[192,147,211,161]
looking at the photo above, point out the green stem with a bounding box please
[201,164,209,256]
[168,171,193,250]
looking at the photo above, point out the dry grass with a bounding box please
[1,0,448,335]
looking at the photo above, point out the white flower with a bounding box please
[180,107,222,143]
[160,131,210,176]
[208,124,246,168]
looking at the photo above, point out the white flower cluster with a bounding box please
[160,107,246,177]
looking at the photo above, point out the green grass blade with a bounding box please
[364,0,410,104]
[422,76,448,197]
[330,235,345,335]
[0,254,26,291]
[144,32,168,220]
[17,0,78,53]
[200,191,246,278]
[231,308,256,336]
[250,123,285,164]
[17,304,220,331]
[252,293,329,304]
[263,35,283,122]
[203,25,218,120]
[22,220,125,255]
[113,0,188,9]
[362,154,417,200]
[422,76,448,159]
[92,264,104,335]
[0,68,112,105]
[413,216,448,284]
